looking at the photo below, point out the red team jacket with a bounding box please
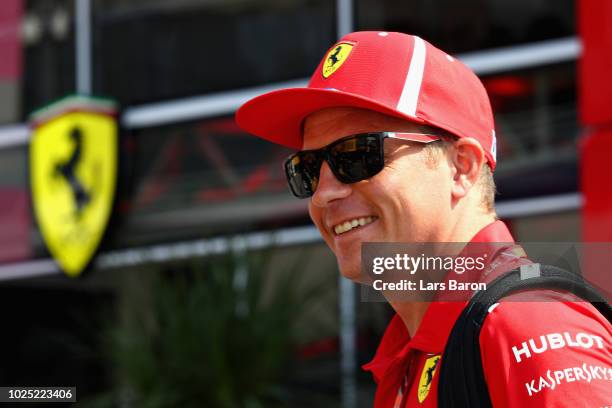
[363,221,612,407]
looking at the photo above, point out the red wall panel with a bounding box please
[580,0,612,242]
[578,0,612,126]
[0,0,22,80]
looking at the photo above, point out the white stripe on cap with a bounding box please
[397,36,426,117]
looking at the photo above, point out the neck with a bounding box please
[389,210,497,336]
[390,301,430,336]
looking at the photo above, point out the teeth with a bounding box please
[333,216,376,235]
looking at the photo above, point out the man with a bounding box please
[236,32,611,407]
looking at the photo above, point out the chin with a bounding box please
[337,260,362,282]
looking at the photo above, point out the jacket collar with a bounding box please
[363,220,517,381]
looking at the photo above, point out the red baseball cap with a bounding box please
[236,31,497,169]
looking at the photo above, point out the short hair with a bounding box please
[418,125,497,214]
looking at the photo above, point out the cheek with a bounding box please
[372,163,451,217]
[308,203,330,241]
[307,203,321,228]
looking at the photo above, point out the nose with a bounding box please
[311,161,352,207]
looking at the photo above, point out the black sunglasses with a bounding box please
[284,132,440,198]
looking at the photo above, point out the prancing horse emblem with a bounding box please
[417,355,440,403]
[322,42,354,78]
[54,127,91,218]
[29,95,118,277]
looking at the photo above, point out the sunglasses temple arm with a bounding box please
[385,133,441,143]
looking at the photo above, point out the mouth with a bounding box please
[333,216,378,236]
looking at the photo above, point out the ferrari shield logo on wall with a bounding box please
[417,354,440,403]
[322,42,354,78]
[29,95,118,277]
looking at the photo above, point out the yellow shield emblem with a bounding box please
[322,42,354,78]
[30,96,118,277]
[417,355,440,403]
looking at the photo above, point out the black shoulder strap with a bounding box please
[437,264,612,408]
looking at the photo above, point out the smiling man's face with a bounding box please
[304,107,455,280]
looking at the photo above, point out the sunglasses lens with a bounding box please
[329,134,384,182]
[284,134,385,198]
[285,151,322,198]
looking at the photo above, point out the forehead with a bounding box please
[302,107,422,149]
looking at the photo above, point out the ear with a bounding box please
[449,138,486,201]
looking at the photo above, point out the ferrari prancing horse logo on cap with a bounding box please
[322,42,354,78]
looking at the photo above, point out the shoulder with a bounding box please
[479,291,612,408]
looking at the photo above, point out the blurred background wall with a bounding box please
[0,0,591,407]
